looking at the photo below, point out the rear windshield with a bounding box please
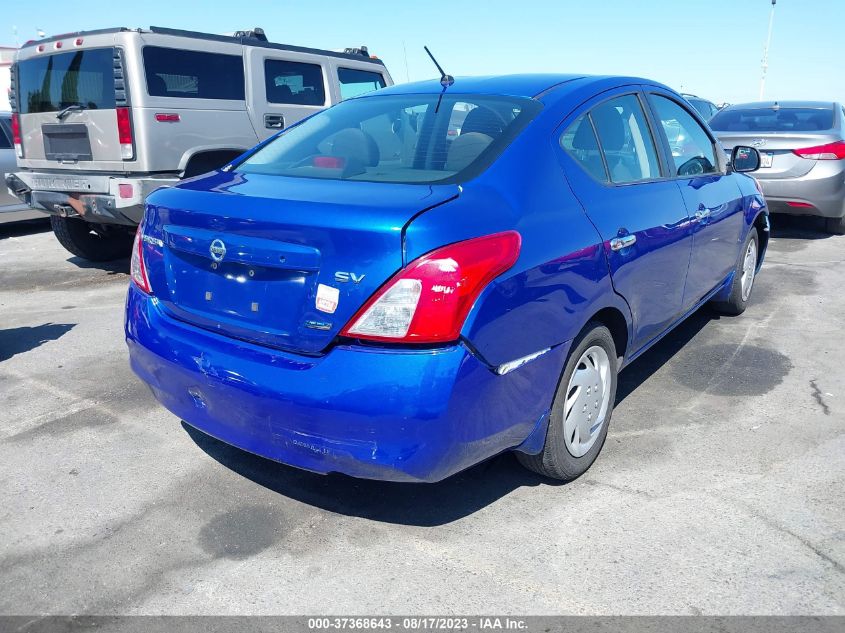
[710,107,834,132]
[235,93,542,184]
[143,46,245,100]
[17,48,115,114]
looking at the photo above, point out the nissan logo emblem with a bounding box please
[209,239,227,263]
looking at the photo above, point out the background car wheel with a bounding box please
[517,322,617,481]
[825,216,845,235]
[50,216,133,262]
[711,227,759,316]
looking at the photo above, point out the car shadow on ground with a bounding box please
[0,218,50,240]
[769,213,831,240]
[184,421,550,527]
[183,308,724,525]
[66,256,130,275]
[0,322,75,362]
[616,308,714,404]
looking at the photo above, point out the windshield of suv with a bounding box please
[235,93,542,184]
[710,106,834,132]
[17,48,116,114]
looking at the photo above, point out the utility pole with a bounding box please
[759,0,777,101]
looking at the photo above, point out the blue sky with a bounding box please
[4,0,843,104]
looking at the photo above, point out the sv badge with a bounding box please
[334,271,365,284]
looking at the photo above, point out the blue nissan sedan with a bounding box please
[126,74,768,483]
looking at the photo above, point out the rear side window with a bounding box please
[235,93,541,185]
[17,48,116,114]
[561,114,607,182]
[264,59,325,106]
[710,106,834,132]
[143,47,245,100]
[651,95,719,176]
[337,68,386,100]
[590,94,661,184]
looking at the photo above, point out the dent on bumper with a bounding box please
[125,286,566,482]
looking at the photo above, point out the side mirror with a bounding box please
[731,145,761,173]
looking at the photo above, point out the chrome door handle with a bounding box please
[610,234,637,251]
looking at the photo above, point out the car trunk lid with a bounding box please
[142,171,459,354]
[716,131,841,180]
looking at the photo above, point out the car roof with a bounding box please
[19,26,386,66]
[374,74,661,100]
[724,100,838,110]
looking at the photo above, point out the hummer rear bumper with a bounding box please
[6,171,179,226]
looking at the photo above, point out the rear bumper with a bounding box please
[125,286,565,482]
[757,163,845,218]
[6,171,179,226]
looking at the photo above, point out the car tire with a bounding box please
[825,216,845,235]
[711,227,759,316]
[516,323,617,481]
[50,215,133,262]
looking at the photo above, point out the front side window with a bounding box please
[651,95,718,176]
[590,94,660,184]
[143,47,245,100]
[337,68,386,100]
[264,59,325,106]
[560,114,607,182]
[236,93,542,184]
[17,48,116,114]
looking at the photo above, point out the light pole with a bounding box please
[759,0,777,101]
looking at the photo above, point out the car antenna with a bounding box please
[424,45,454,113]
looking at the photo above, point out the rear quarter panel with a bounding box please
[404,103,631,369]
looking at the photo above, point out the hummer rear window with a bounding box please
[235,93,542,185]
[17,48,116,114]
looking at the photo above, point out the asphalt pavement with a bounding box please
[0,215,842,615]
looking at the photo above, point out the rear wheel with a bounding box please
[50,215,133,262]
[517,323,617,481]
[711,227,759,316]
[825,216,845,235]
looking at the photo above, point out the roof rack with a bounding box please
[343,46,370,58]
[229,27,268,42]
[19,25,385,66]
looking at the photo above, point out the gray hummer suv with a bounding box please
[6,26,392,260]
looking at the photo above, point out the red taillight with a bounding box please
[116,107,134,160]
[793,140,845,160]
[787,201,814,208]
[11,112,22,158]
[340,231,522,344]
[130,226,151,294]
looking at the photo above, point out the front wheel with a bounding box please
[50,215,133,262]
[516,323,617,481]
[711,227,759,316]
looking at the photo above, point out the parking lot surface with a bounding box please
[0,217,843,615]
